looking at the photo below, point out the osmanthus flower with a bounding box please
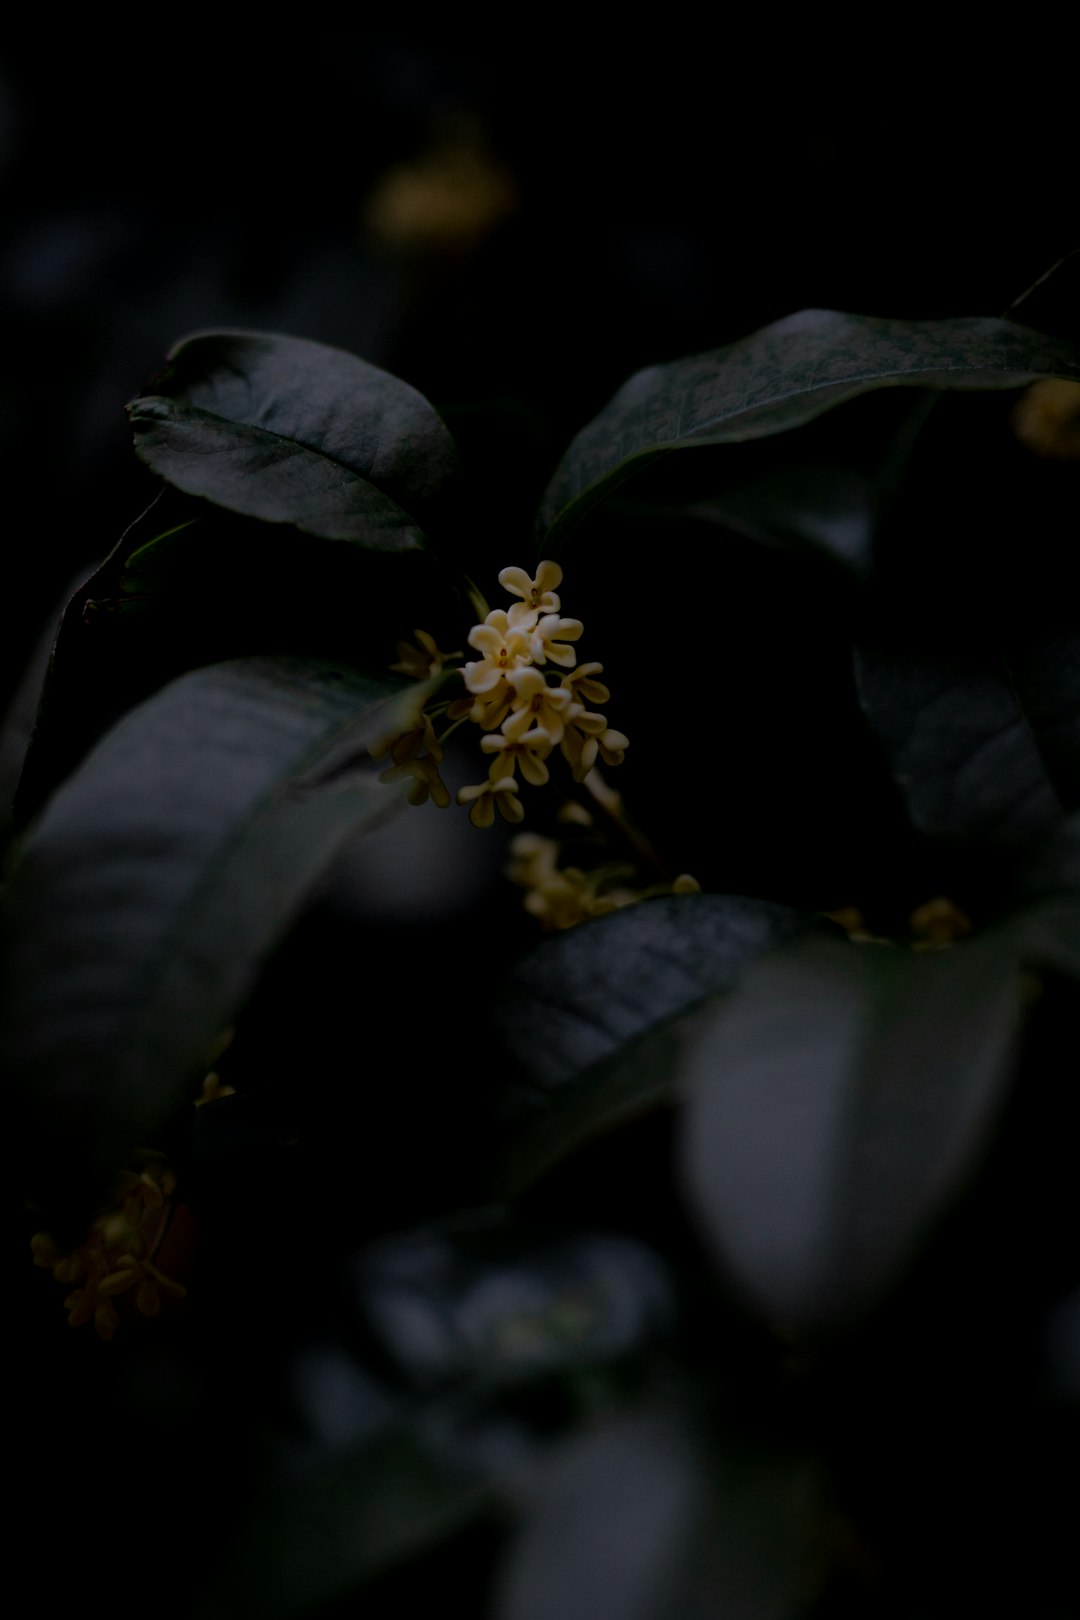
[498,560,563,616]
[505,832,562,889]
[469,677,517,732]
[463,606,535,694]
[457,774,525,828]
[376,714,451,808]
[377,560,628,843]
[481,726,554,785]
[528,613,583,668]
[389,628,456,680]
[96,1252,187,1320]
[596,727,629,768]
[504,667,577,745]
[559,707,609,783]
[31,1150,186,1339]
[561,662,610,706]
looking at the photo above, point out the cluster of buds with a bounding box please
[30,1152,186,1340]
[374,562,629,828]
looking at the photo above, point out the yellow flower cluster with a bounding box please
[507,833,701,932]
[30,1153,186,1340]
[374,561,628,828]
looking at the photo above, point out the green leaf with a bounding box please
[127,330,461,546]
[854,635,1080,853]
[1,655,421,1226]
[681,927,1030,1332]
[539,312,1080,552]
[12,491,451,832]
[494,895,818,1194]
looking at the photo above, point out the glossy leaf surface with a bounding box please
[494,895,817,1193]
[2,656,416,1224]
[128,330,460,545]
[539,312,1080,550]
[854,635,1080,853]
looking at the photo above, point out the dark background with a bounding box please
[3,35,1078,1620]
[1,35,1074,707]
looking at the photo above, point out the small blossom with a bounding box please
[389,628,455,680]
[469,677,517,732]
[597,728,629,767]
[504,667,577,744]
[463,608,534,694]
[506,833,562,888]
[672,873,702,894]
[377,715,451,808]
[481,728,553,785]
[561,662,610,706]
[560,706,609,782]
[457,775,524,828]
[498,561,563,616]
[195,1069,236,1106]
[528,614,583,668]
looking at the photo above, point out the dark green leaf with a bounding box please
[681,928,1028,1332]
[12,492,451,832]
[128,330,460,546]
[494,1406,821,1620]
[2,656,420,1225]
[494,895,820,1196]
[539,312,1080,551]
[854,636,1080,853]
[497,894,816,1095]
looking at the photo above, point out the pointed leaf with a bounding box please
[539,312,1080,551]
[1,656,421,1225]
[682,927,1030,1332]
[128,330,460,545]
[497,894,816,1095]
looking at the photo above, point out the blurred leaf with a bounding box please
[681,928,1029,1333]
[854,634,1080,853]
[347,1215,673,1390]
[494,1405,821,1620]
[128,329,460,545]
[1,656,419,1227]
[1016,811,1080,904]
[196,1424,490,1620]
[539,312,1080,551]
[494,895,819,1193]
